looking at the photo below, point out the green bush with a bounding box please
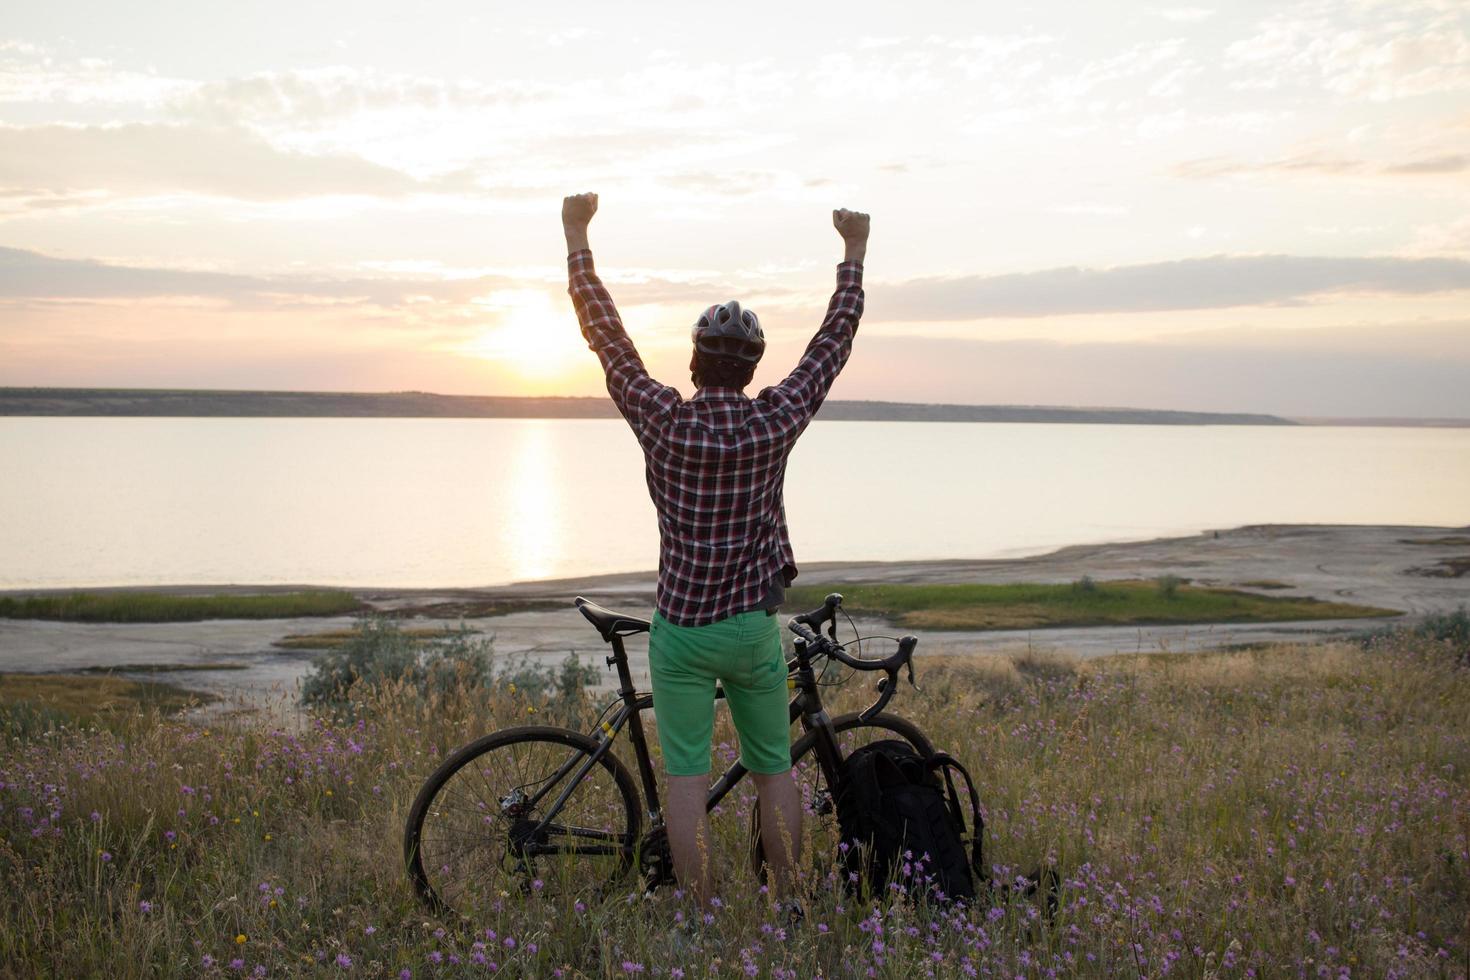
[300,616,493,706]
[1155,573,1184,599]
[300,616,599,721]
[1071,575,1097,594]
[1414,605,1469,650]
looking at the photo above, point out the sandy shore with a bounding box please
[3,523,1466,716]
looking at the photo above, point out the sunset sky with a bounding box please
[2,0,1468,416]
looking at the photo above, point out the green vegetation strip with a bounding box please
[0,590,362,623]
[78,662,251,674]
[275,627,471,650]
[0,672,214,736]
[784,580,1399,631]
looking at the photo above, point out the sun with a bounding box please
[463,289,585,379]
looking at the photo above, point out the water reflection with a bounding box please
[499,421,564,581]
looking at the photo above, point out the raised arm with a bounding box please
[764,208,869,422]
[563,192,680,428]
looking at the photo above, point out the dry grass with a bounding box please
[0,635,1466,978]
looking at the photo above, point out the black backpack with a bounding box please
[834,739,985,904]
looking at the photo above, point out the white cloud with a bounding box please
[170,67,552,126]
[1174,148,1469,178]
[1046,38,1189,103]
[0,123,432,200]
[1226,6,1470,100]
[0,44,191,107]
[1157,7,1217,23]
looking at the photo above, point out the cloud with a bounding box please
[839,321,1470,416]
[0,246,722,311]
[0,246,268,301]
[1382,153,1468,174]
[1046,38,1189,102]
[0,123,433,200]
[11,247,1470,326]
[1156,7,1216,23]
[170,67,551,126]
[0,43,190,107]
[874,255,1470,320]
[1173,150,1469,179]
[1407,213,1470,257]
[1225,10,1470,100]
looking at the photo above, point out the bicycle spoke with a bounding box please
[407,729,639,919]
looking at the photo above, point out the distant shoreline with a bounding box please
[1,386,1300,426]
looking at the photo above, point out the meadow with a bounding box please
[1,619,1466,978]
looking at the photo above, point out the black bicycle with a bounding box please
[404,592,934,918]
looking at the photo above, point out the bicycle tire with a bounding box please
[404,725,642,918]
[751,712,934,887]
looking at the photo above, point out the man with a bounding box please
[562,192,869,909]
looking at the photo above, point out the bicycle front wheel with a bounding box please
[404,726,641,918]
[752,712,934,890]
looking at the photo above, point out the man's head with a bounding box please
[690,300,764,390]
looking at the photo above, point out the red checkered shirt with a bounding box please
[568,248,865,627]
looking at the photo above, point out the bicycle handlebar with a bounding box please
[786,593,919,721]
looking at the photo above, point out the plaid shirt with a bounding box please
[568,248,865,627]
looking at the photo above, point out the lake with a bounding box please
[1,418,1467,590]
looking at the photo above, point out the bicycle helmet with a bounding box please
[692,300,765,363]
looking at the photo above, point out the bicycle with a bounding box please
[403,591,933,918]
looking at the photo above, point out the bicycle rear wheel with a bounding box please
[404,726,641,918]
[752,712,934,891]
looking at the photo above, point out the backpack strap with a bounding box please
[925,751,984,880]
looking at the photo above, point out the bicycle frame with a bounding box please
[519,629,843,847]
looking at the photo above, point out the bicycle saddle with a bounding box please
[574,596,651,641]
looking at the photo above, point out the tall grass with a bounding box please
[1,634,1466,978]
[0,591,363,623]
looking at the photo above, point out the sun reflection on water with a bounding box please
[499,420,564,581]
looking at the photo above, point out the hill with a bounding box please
[0,387,1296,425]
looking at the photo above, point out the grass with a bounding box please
[0,672,214,739]
[0,634,1465,977]
[0,590,363,623]
[274,627,472,651]
[1234,578,1295,590]
[784,580,1399,630]
[389,598,566,619]
[78,662,251,674]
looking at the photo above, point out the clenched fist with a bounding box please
[562,192,598,230]
[832,208,870,243]
[833,208,870,263]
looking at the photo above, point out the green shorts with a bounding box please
[647,609,792,777]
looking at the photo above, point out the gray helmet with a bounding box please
[692,300,764,363]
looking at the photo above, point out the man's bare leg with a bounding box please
[666,774,714,904]
[752,769,803,900]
